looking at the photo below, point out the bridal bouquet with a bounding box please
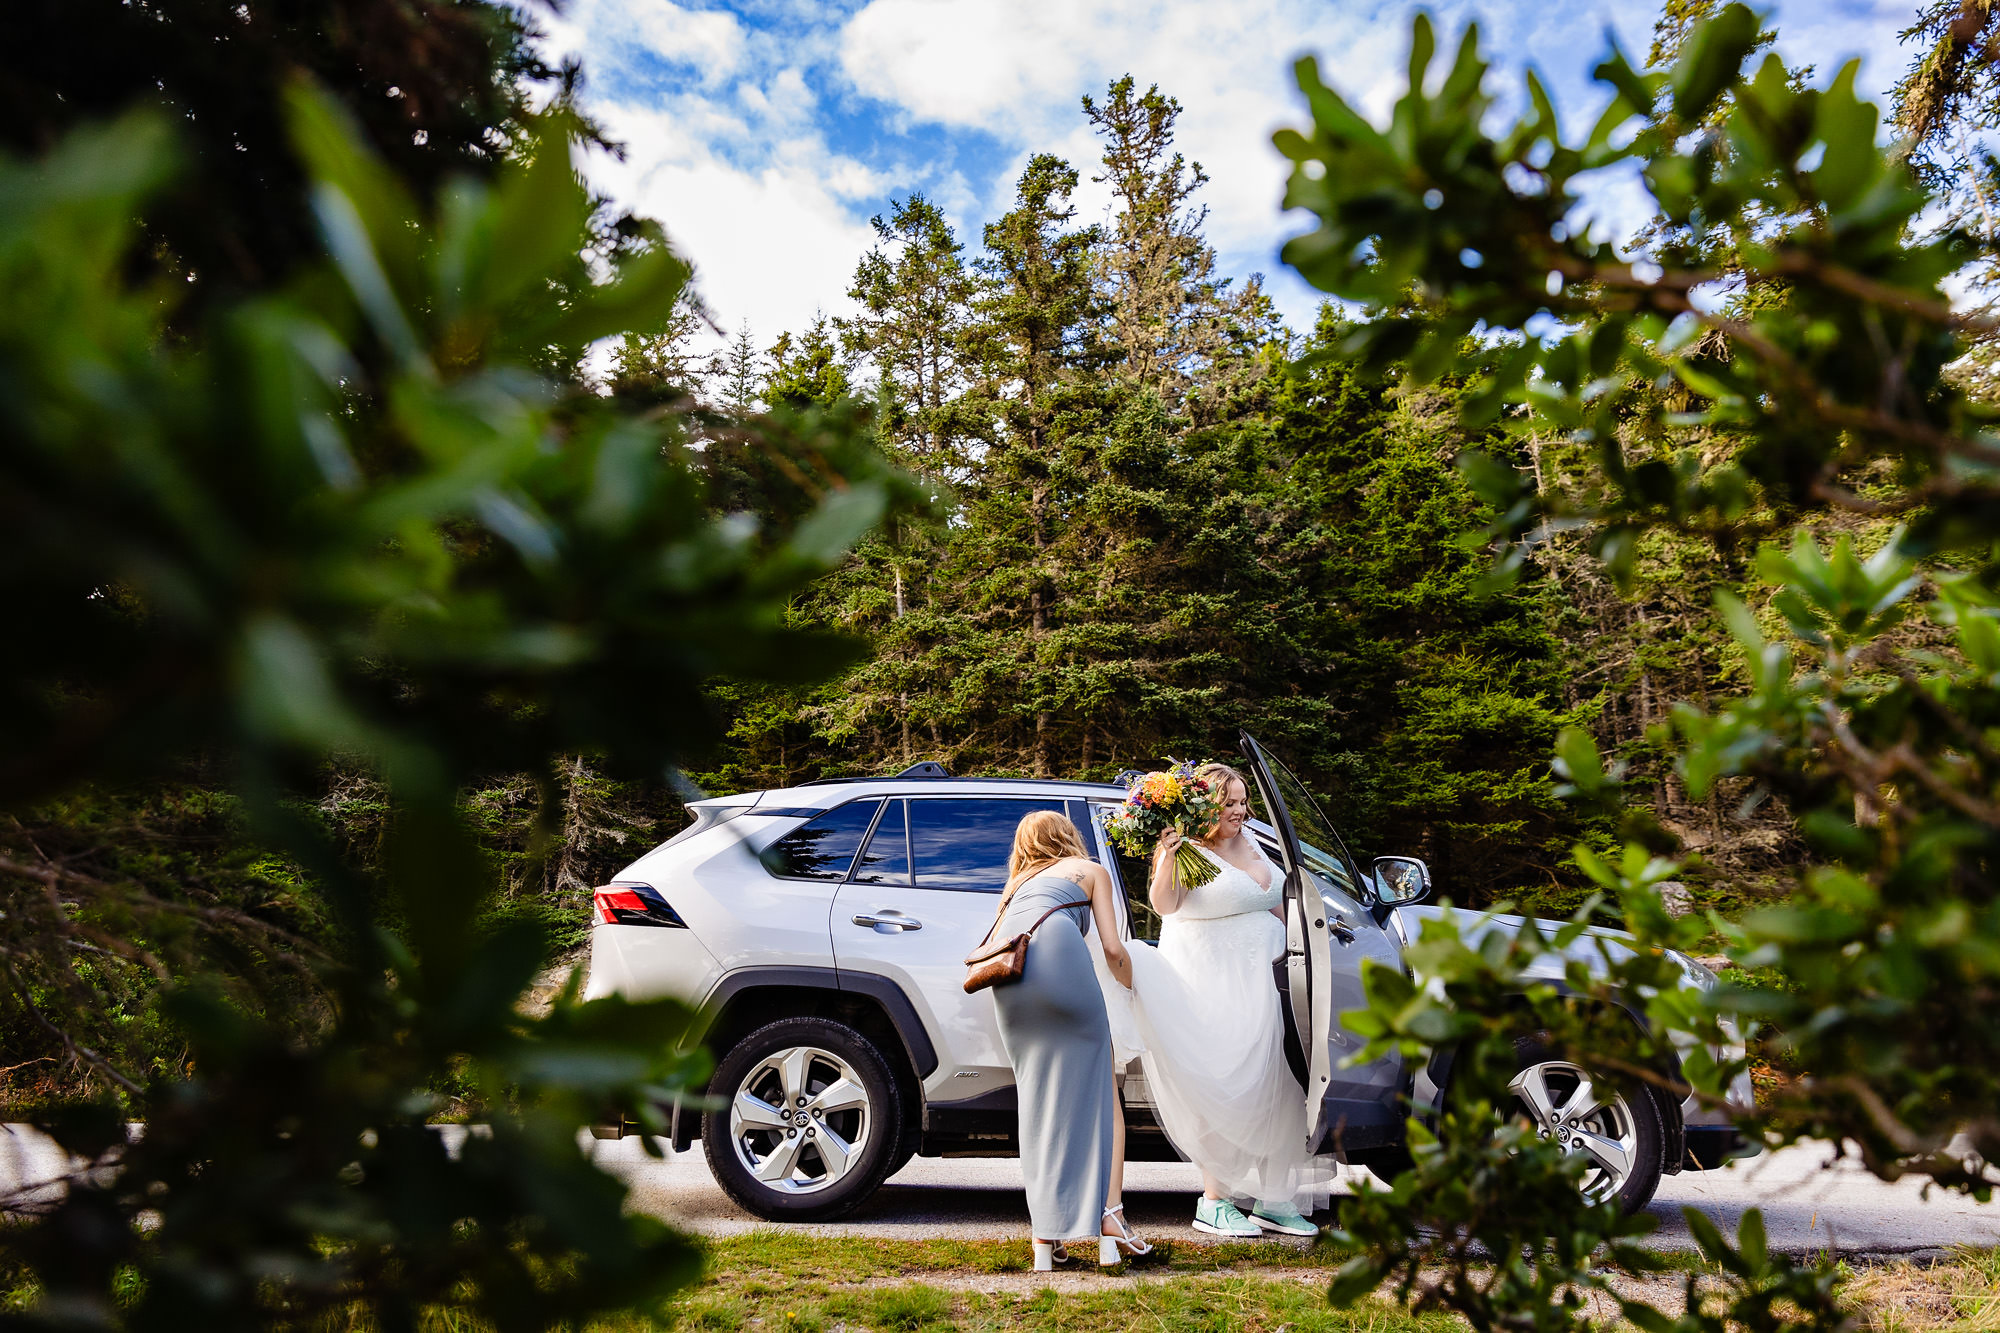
[1104,760,1223,888]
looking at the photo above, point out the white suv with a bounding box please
[586,733,1753,1221]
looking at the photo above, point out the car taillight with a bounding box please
[592,882,687,928]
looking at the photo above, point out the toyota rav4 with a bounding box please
[586,733,1753,1221]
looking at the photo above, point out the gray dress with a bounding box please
[990,873,1114,1242]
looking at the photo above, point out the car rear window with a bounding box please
[909,797,1066,893]
[759,800,882,880]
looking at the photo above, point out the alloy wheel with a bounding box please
[1507,1059,1640,1203]
[728,1045,872,1194]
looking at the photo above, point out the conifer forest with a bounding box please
[7,0,2000,1327]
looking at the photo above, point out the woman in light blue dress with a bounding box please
[987,810,1142,1269]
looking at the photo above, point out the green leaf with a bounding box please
[1738,1207,1768,1269]
[551,241,694,348]
[1716,589,1765,653]
[1593,44,1656,120]
[1811,61,1880,210]
[479,123,594,312]
[1683,1205,1749,1275]
[785,481,890,568]
[1328,1256,1387,1308]
[1406,13,1437,103]
[1621,1299,1682,1333]
[1670,3,1761,125]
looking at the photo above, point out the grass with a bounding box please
[9,1231,1999,1331]
[697,1230,1358,1280]
[629,1236,2000,1333]
[617,1233,1439,1333]
[1841,1246,2000,1333]
[649,1271,1451,1333]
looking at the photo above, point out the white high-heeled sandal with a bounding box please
[1030,1239,1071,1271]
[1101,1204,1152,1260]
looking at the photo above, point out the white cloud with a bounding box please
[834,0,1421,324]
[624,0,746,82]
[541,0,1940,342]
[833,0,1935,326]
[587,102,877,339]
[837,1,1105,126]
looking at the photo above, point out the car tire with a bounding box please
[702,1016,905,1222]
[886,1127,920,1179]
[1507,1034,1664,1214]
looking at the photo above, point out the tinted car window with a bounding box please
[853,799,910,885]
[759,800,881,880]
[910,798,1065,893]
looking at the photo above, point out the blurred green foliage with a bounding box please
[1277,4,2000,1331]
[2,0,590,321]
[0,70,904,1331]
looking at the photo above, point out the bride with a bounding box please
[1109,762,1328,1238]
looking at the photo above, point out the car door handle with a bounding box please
[1329,919,1356,944]
[852,912,923,932]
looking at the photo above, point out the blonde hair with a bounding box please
[1193,762,1252,842]
[1001,809,1089,899]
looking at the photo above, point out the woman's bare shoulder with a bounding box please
[1049,856,1103,886]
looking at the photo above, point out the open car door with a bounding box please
[1239,732,1409,1158]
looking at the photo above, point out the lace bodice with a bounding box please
[1170,841,1281,921]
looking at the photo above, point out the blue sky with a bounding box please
[538,0,1917,348]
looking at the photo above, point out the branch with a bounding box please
[0,960,143,1097]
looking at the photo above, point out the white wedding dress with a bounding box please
[1094,840,1335,1209]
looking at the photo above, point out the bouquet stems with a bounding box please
[1175,841,1220,888]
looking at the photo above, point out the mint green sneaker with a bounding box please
[1191,1195,1262,1238]
[1250,1200,1319,1237]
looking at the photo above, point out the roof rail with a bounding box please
[896,760,951,779]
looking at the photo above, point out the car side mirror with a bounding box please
[1373,856,1431,906]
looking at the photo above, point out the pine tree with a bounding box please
[765,316,851,411]
[839,195,986,479]
[974,156,1110,637]
[608,284,714,405]
[1892,0,2000,379]
[1270,308,1581,901]
[1081,77,1272,414]
[962,155,1114,773]
[721,321,760,415]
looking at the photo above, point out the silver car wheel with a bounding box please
[1508,1059,1640,1203]
[728,1044,872,1195]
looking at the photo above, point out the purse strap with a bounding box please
[970,897,1091,953]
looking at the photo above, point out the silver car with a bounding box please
[586,732,1753,1221]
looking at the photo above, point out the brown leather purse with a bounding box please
[963,899,1089,994]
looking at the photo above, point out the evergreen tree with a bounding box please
[840,195,987,479]
[967,155,1113,768]
[1892,0,2000,379]
[1271,308,1582,901]
[1081,77,1275,416]
[608,283,714,406]
[722,321,761,415]
[765,316,852,411]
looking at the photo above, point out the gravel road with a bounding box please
[7,1125,1996,1259]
